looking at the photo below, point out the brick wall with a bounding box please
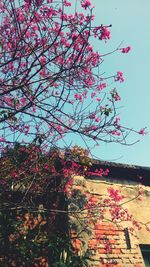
[87,214,145,266]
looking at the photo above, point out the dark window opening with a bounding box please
[124,228,131,249]
[140,245,150,267]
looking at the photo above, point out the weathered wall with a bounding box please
[71,175,150,267]
[86,177,150,244]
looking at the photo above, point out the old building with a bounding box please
[71,162,150,267]
[1,154,150,267]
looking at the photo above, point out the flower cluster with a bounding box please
[81,0,91,9]
[121,46,131,53]
[115,71,125,82]
[107,188,125,202]
[93,25,111,41]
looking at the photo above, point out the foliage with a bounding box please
[0,144,95,266]
[0,209,89,267]
[0,144,108,194]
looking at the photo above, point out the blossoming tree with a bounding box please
[0,0,145,152]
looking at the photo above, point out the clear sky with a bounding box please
[87,0,150,166]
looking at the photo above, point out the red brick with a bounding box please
[111,249,121,254]
[109,239,117,244]
[88,239,98,249]
[98,248,107,254]
[95,229,119,235]
[101,265,121,267]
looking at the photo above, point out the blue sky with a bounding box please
[88,0,150,166]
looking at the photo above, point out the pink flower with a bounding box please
[91,92,96,98]
[24,0,32,4]
[44,164,49,170]
[104,168,109,176]
[64,0,71,6]
[93,26,111,41]
[105,242,111,253]
[114,93,121,101]
[31,106,36,112]
[139,128,147,135]
[20,98,27,106]
[72,33,78,40]
[0,137,5,142]
[4,97,13,107]
[39,56,46,65]
[99,26,111,40]
[115,71,125,82]
[24,125,30,135]
[18,13,25,23]
[95,117,101,123]
[121,46,131,53]
[81,0,91,9]
[97,83,106,91]
[89,113,96,119]
[74,93,82,102]
[108,188,125,202]
[114,117,120,124]
[111,130,120,136]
